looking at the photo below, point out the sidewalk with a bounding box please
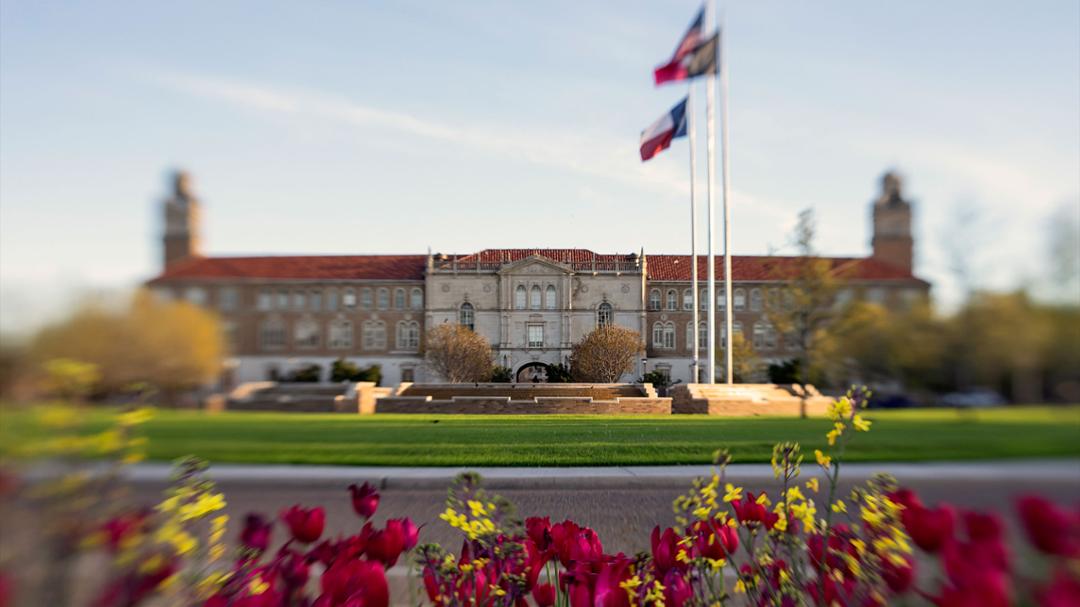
[107,459,1080,489]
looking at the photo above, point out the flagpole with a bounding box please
[705,0,717,385]
[720,22,734,385]
[688,86,699,384]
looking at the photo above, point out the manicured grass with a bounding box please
[4,405,1078,466]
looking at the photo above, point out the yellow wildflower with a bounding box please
[832,500,847,514]
[723,483,743,503]
[734,580,747,594]
[815,450,832,470]
[852,415,871,432]
[806,478,820,493]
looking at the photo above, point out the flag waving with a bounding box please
[654,32,719,86]
[640,97,688,161]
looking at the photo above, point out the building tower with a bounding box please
[162,170,202,268]
[870,171,913,272]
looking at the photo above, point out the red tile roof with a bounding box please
[149,255,426,282]
[448,248,633,265]
[646,254,926,283]
[147,250,926,285]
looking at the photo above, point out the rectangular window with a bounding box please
[401,367,415,383]
[310,290,322,312]
[257,289,272,311]
[292,291,306,311]
[527,324,544,348]
[276,290,289,310]
[219,287,239,311]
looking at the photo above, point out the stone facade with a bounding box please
[146,171,931,387]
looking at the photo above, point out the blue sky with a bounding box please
[1,0,1078,333]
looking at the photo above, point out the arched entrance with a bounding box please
[516,362,551,383]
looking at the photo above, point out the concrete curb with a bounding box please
[81,460,1080,490]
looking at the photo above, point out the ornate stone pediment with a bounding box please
[497,255,572,276]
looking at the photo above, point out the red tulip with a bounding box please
[650,526,680,574]
[278,549,310,590]
[349,482,380,519]
[881,554,915,594]
[594,556,633,607]
[1017,495,1080,557]
[691,520,738,559]
[662,570,693,607]
[240,513,273,553]
[281,505,325,544]
[319,559,388,607]
[532,583,556,607]
[0,571,10,607]
[962,510,1004,542]
[933,570,1010,607]
[902,503,955,553]
[886,488,923,511]
[1037,567,1080,607]
[527,516,552,551]
[422,568,440,603]
[732,493,780,530]
[101,510,149,553]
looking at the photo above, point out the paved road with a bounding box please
[8,461,1079,605]
[120,461,1080,556]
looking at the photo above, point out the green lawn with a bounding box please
[5,405,1078,466]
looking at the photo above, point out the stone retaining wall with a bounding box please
[670,383,832,416]
[375,396,671,415]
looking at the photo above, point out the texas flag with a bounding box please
[640,97,688,162]
[654,6,718,86]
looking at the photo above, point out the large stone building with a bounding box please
[147,171,929,386]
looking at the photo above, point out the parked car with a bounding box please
[941,389,1007,408]
[868,393,917,409]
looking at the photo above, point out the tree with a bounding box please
[423,325,494,383]
[42,358,101,401]
[545,363,572,383]
[722,332,761,383]
[490,366,513,383]
[766,209,843,416]
[31,290,223,402]
[569,325,643,383]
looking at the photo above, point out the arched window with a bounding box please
[597,302,613,328]
[663,322,676,349]
[295,317,320,348]
[376,288,390,310]
[753,321,766,349]
[683,289,693,310]
[394,288,406,309]
[767,288,779,311]
[700,289,708,309]
[685,322,695,351]
[653,321,675,349]
[698,321,708,350]
[328,318,353,349]
[396,321,420,351]
[530,285,542,309]
[750,288,763,312]
[362,320,386,350]
[648,289,662,311]
[359,288,373,309]
[734,289,746,311]
[515,285,527,309]
[718,288,726,310]
[765,322,777,350]
[259,318,286,350]
[459,302,475,331]
[342,287,357,309]
[666,289,678,310]
[545,285,557,310]
[410,288,424,310]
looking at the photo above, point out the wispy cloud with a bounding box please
[148,70,698,196]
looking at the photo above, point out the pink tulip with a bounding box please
[281,505,325,544]
[349,482,381,519]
